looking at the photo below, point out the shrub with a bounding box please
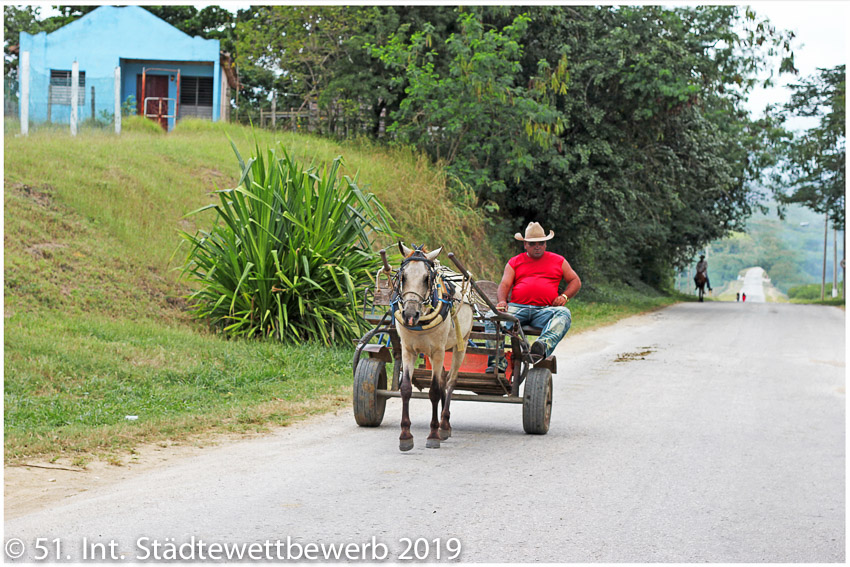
[788,282,843,299]
[181,139,396,344]
[173,118,224,133]
[122,115,165,134]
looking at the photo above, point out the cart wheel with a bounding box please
[353,358,387,427]
[523,367,552,434]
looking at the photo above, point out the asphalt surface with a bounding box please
[4,302,845,562]
[740,267,768,303]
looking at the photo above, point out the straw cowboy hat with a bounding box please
[515,222,554,242]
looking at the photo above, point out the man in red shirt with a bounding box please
[487,222,581,371]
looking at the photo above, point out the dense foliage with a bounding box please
[181,141,395,344]
[366,6,795,287]
[788,283,842,300]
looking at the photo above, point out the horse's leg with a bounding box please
[440,343,466,440]
[399,349,417,452]
[438,386,448,438]
[426,351,445,448]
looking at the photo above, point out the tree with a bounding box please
[775,65,845,229]
[235,6,360,113]
[373,11,566,212]
[232,6,459,134]
[2,5,90,79]
[469,6,796,286]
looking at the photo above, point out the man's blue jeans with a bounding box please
[485,303,573,363]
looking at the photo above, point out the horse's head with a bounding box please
[397,242,443,327]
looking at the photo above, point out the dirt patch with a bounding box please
[4,405,346,519]
[25,242,67,259]
[196,167,235,194]
[614,346,656,362]
[3,429,283,520]
[13,182,54,208]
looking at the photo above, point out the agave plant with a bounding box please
[181,140,396,344]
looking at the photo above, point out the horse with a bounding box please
[694,271,707,302]
[391,243,474,451]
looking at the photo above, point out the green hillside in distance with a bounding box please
[701,203,844,295]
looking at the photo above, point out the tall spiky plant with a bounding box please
[181,139,396,344]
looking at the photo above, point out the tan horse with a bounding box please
[394,243,474,451]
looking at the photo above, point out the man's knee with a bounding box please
[549,306,572,324]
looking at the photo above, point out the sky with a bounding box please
[741,1,848,127]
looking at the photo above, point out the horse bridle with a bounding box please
[392,246,438,315]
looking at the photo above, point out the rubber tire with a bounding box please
[523,367,552,434]
[353,358,387,427]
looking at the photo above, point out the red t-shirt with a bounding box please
[508,251,565,306]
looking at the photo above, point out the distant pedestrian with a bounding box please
[742,292,746,302]
[736,292,740,302]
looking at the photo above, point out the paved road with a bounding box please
[740,267,768,303]
[5,302,844,562]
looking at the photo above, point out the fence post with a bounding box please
[70,60,78,136]
[114,66,121,134]
[271,91,276,129]
[91,85,95,120]
[20,51,29,135]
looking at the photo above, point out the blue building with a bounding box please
[19,6,233,130]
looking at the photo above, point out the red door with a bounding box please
[136,74,170,130]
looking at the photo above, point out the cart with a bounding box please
[352,252,556,435]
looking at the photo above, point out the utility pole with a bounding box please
[832,224,838,298]
[821,210,828,300]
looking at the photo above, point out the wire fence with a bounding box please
[232,97,388,139]
[7,60,388,139]
[11,58,123,135]
[4,77,19,119]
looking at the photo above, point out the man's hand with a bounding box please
[496,301,508,312]
[553,293,569,307]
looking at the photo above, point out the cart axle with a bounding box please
[377,390,523,404]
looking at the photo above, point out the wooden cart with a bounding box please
[352,253,555,434]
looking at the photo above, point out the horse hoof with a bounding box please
[426,438,441,449]
[439,427,452,440]
[399,439,414,452]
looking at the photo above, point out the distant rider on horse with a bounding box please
[694,254,712,291]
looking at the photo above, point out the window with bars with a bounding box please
[50,70,86,105]
[179,76,213,119]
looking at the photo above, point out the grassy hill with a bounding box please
[704,203,844,294]
[4,119,678,463]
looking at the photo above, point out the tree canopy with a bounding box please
[773,65,845,229]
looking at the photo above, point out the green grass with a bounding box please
[4,120,499,279]
[4,310,352,460]
[788,296,846,307]
[568,283,681,331]
[4,120,682,464]
[3,121,500,462]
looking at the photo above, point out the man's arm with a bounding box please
[553,260,581,307]
[495,263,515,311]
